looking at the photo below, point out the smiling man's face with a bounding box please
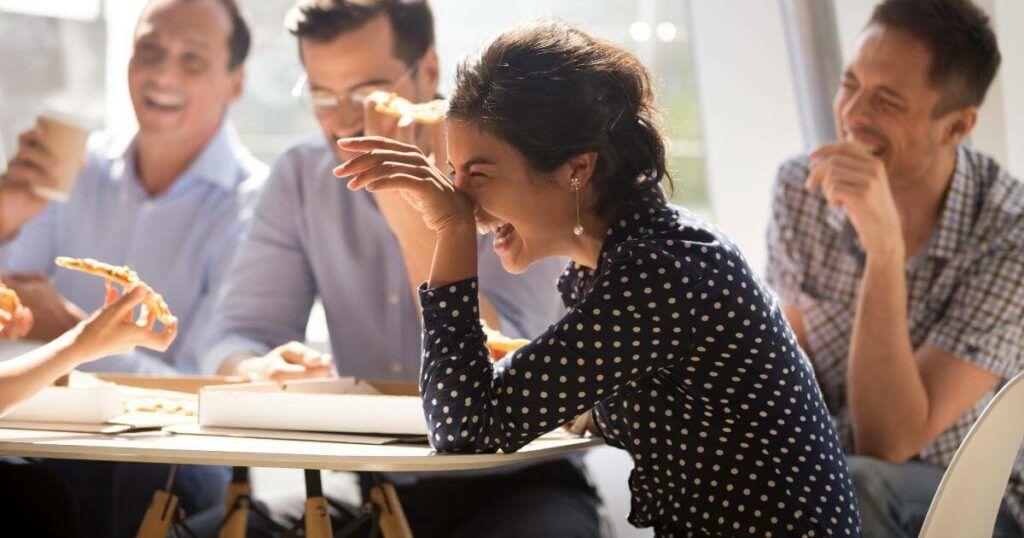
[128,0,242,143]
[300,14,436,162]
[834,25,955,185]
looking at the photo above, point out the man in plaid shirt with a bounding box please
[766,0,1024,536]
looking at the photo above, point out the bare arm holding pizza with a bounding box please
[0,285,177,417]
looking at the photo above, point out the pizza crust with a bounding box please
[54,257,175,325]
[482,323,531,361]
[123,397,197,417]
[366,91,447,126]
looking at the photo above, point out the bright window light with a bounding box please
[656,22,678,42]
[0,0,100,21]
[628,21,652,42]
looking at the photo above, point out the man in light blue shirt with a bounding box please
[201,132,562,379]
[197,2,602,537]
[2,126,264,375]
[0,0,264,378]
[0,1,263,535]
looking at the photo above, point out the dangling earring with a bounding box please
[571,177,584,236]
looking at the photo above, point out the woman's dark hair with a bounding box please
[448,19,669,218]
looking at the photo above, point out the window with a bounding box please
[432,0,708,210]
[0,10,105,162]
[1,1,707,211]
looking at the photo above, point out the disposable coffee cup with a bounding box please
[31,112,90,201]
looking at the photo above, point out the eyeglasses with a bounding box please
[291,65,419,125]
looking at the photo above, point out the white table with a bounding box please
[0,427,601,537]
[0,341,603,535]
[0,427,599,471]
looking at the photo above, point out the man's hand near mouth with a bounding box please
[807,140,904,262]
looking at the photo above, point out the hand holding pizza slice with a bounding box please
[54,257,175,326]
[365,91,447,128]
[482,322,531,361]
[0,284,20,315]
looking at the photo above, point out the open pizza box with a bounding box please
[181,377,429,444]
[0,371,242,433]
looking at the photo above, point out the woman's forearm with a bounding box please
[428,222,479,289]
[0,332,85,417]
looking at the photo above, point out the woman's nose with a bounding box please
[452,172,467,190]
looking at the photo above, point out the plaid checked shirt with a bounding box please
[766,145,1024,526]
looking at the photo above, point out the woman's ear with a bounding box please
[565,152,599,188]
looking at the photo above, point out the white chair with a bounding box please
[919,370,1024,538]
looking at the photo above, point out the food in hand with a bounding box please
[482,323,530,361]
[54,257,174,324]
[0,284,21,315]
[366,91,447,127]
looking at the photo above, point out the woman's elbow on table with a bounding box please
[426,417,533,454]
[428,423,496,454]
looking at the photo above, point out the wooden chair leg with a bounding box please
[218,467,251,538]
[370,483,413,538]
[136,466,179,538]
[304,469,333,538]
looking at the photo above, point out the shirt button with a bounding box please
[387,293,400,305]
[390,363,404,374]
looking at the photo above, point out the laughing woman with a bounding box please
[337,20,861,537]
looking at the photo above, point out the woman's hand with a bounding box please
[61,284,178,366]
[0,306,33,340]
[334,136,474,233]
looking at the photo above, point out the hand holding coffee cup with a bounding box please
[0,114,89,241]
[0,181,47,243]
[3,113,89,195]
[28,113,90,200]
[0,127,50,241]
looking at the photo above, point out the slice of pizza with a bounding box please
[0,284,21,314]
[482,322,531,361]
[54,257,175,325]
[366,91,447,126]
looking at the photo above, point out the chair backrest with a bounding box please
[919,370,1024,538]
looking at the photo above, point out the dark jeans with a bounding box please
[0,461,78,537]
[34,459,230,538]
[849,455,1023,538]
[188,459,603,538]
[375,460,602,538]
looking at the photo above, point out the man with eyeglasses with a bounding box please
[0,0,264,535]
[198,1,603,536]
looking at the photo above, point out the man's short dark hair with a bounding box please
[154,0,251,70]
[212,0,251,71]
[869,0,1001,114]
[285,0,435,65]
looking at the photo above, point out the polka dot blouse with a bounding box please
[418,186,862,537]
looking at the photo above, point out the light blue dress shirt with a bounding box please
[199,136,567,379]
[1,123,267,374]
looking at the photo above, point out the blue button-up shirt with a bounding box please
[199,136,566,379]
[1,123,267,375]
